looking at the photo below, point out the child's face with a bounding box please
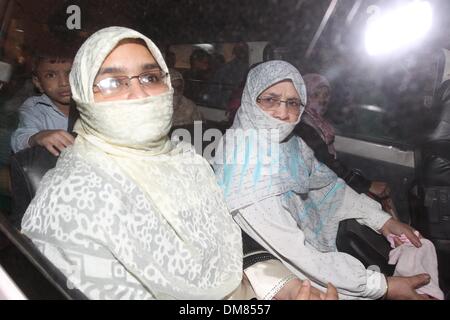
[33,59,73,107]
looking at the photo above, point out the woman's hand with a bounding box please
[29,130,75,156]
[296,281,338,300]
[274,278,338,300]
[380,218,422,247]
[386,274,431,300]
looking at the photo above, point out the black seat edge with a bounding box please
[0,211,87,300]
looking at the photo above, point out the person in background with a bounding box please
[294,73,398,216]
[226,62,264,125]
[169,68,202,127]
[214,60,430,300]
[166,51,176,68]
[207,42,249,109]
[10,45,75,156]
[214,42,249,88]
[183,48,211,102]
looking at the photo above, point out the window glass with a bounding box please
[1,0,450,213]
[169,41,267,110]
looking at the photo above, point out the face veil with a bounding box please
[70,27,174,153]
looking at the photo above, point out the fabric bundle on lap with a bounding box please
[387,234,444,300]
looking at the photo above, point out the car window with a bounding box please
[1,0,449,173]
[2,0,450,302]
[168,41,267,109]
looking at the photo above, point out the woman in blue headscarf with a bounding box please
[213,60,430,300]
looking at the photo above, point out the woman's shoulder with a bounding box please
[40,146,113,194]
[24,147,129,228]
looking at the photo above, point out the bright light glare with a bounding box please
[365,1,432,56]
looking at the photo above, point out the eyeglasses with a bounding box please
[256,96,304,113]
[93,69,168,97]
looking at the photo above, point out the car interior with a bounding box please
[0,0,449,300]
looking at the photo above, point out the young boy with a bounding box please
[10,48,75,156]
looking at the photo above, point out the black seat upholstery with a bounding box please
[0,100,88,299]
[416,138,450,241]
[336,219,394,276]
[9,146,57,229]
[9,99,79,228]
[0,211,87,299]
[410,57,450,295]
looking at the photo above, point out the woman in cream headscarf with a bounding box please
[20,27,246,300]
[214,60,431,300]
